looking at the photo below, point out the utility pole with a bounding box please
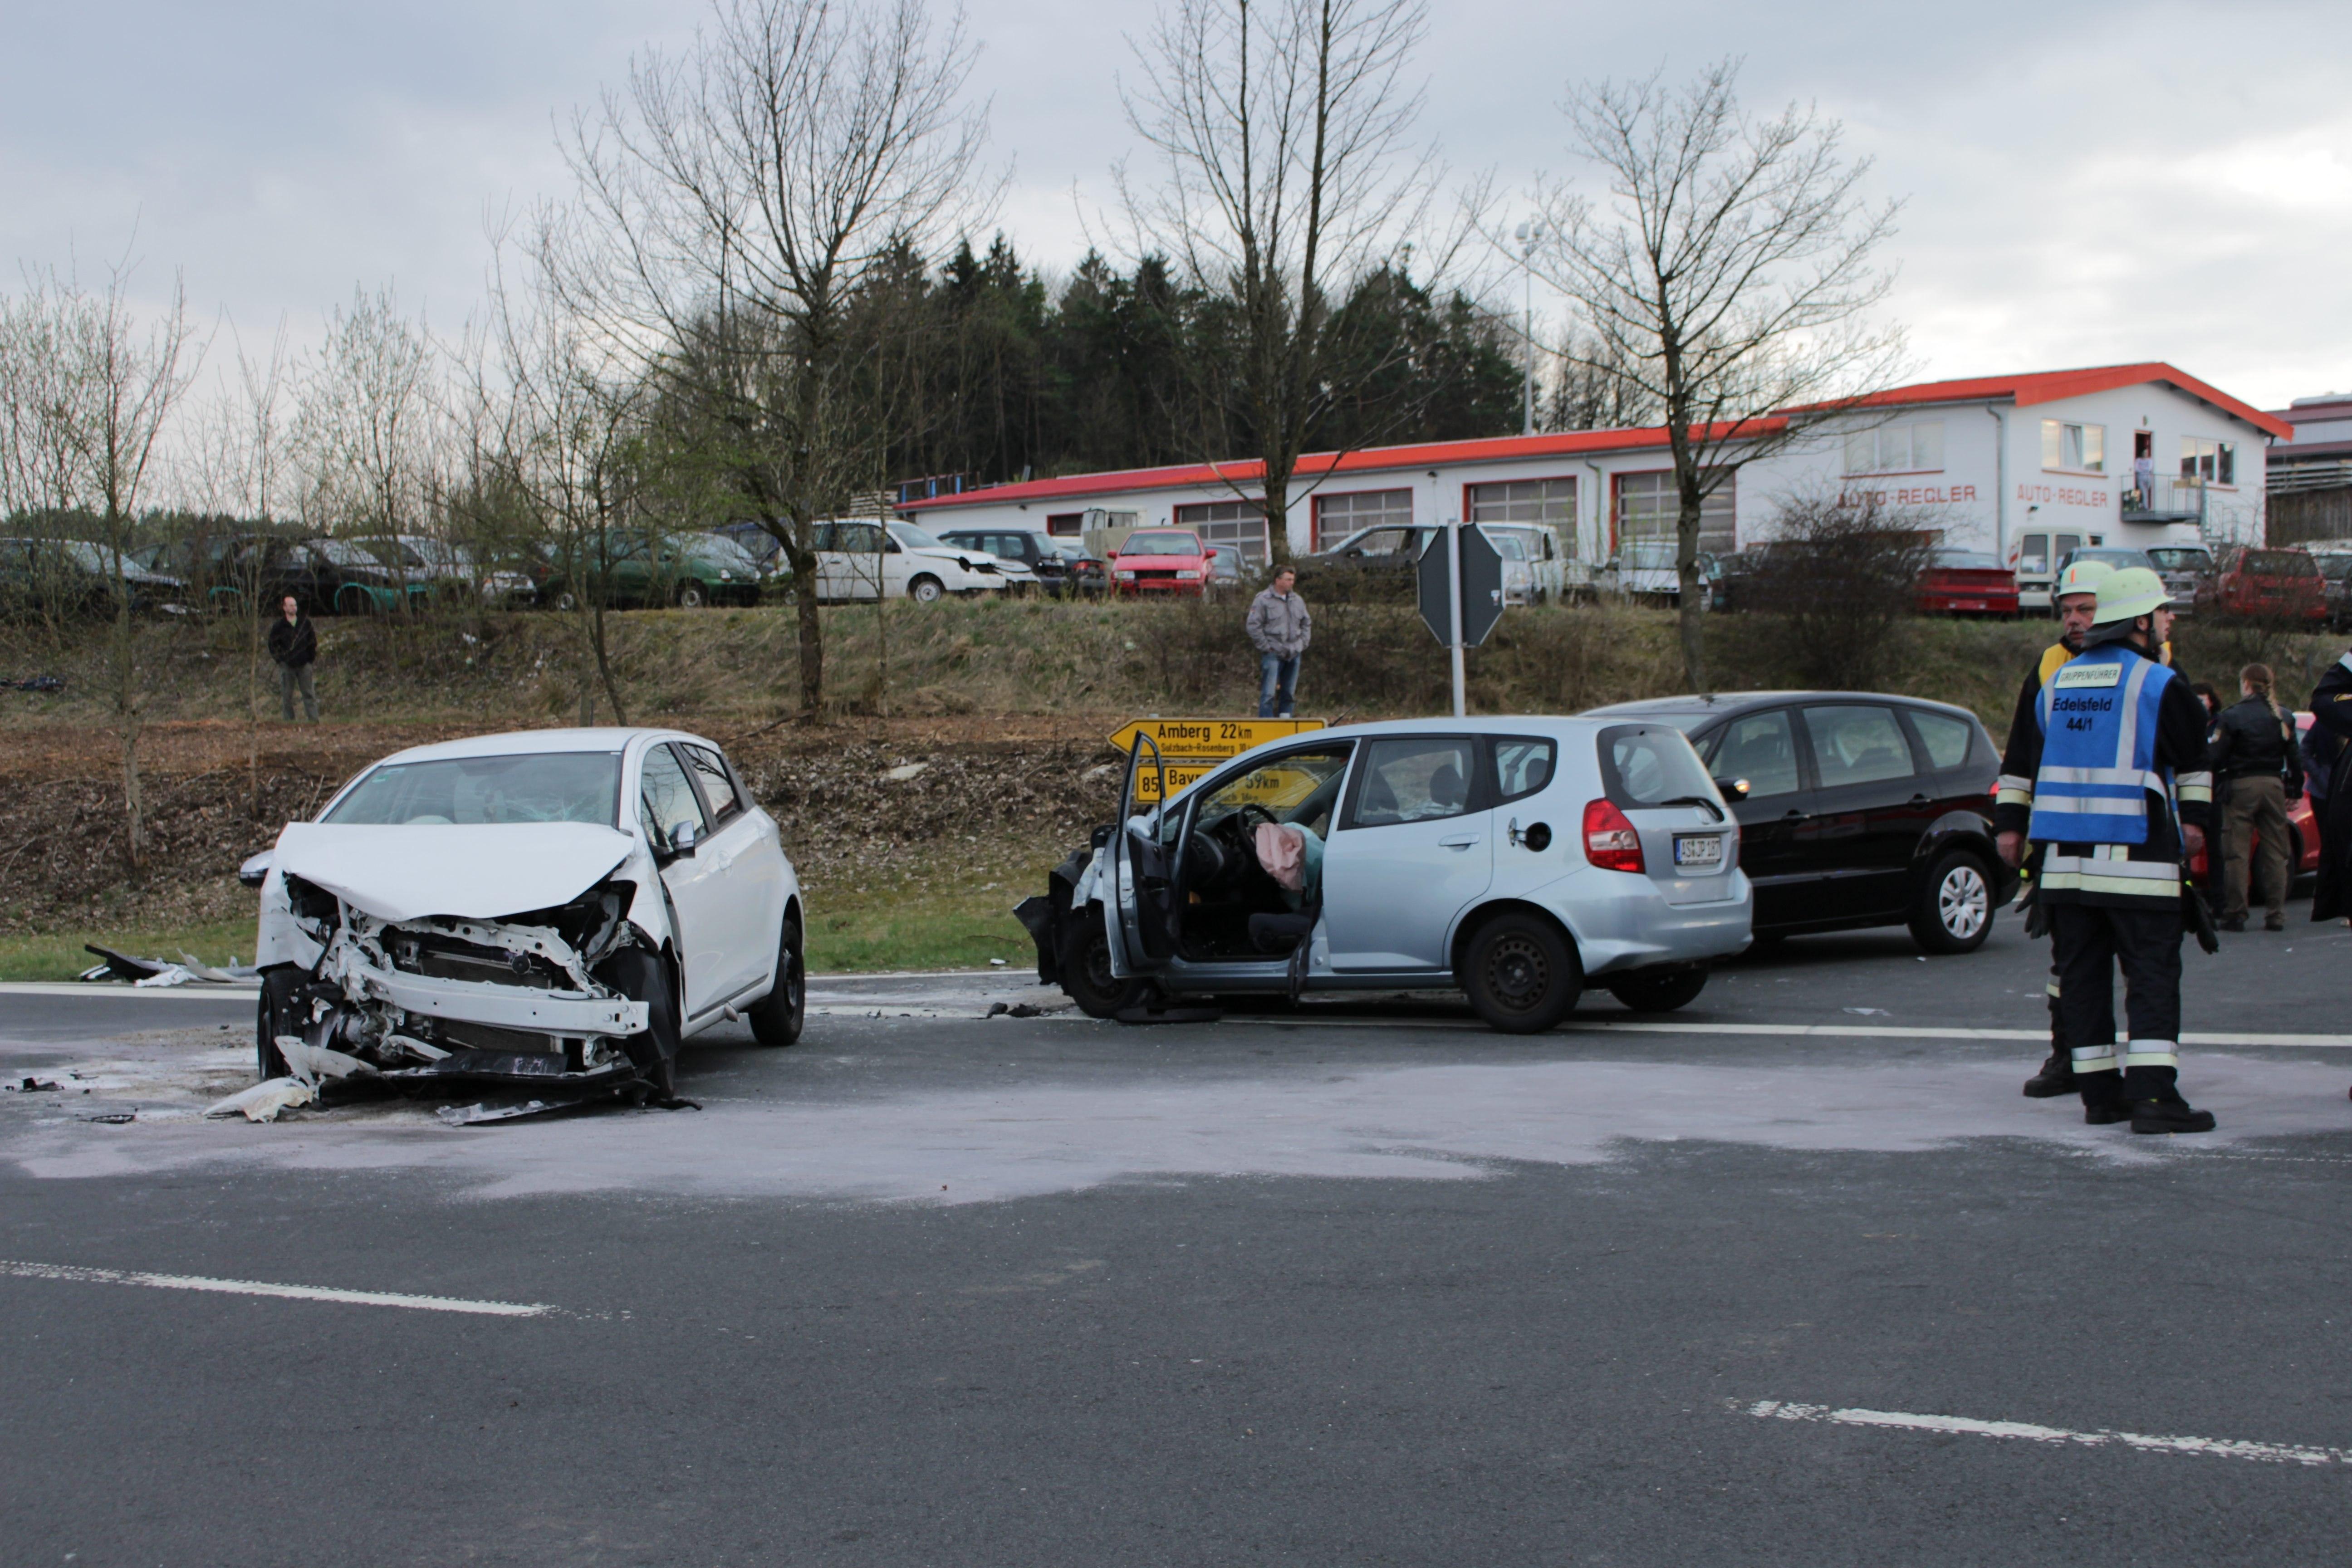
[1514,220,1544,437]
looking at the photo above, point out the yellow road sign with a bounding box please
[1131,761,1327,808]
[1107,716,1327,761]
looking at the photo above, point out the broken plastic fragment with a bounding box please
[175,953,241,984]
[277,1040,375,1084]
[383,1034,449,1062]
[133,965,195,989]
[205,1078,318,1122]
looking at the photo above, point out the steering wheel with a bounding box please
[1236,802,1280,837]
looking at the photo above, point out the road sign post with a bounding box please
[1416,522,1505,716]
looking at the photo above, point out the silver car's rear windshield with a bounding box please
[323,753,623,826]
[1601,726,1717,806]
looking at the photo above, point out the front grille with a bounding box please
[392,934,561,990]
[436,1019,564,1055]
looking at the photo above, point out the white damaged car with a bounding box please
[245,728,804,1100]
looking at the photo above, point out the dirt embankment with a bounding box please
[0,716,1129,938]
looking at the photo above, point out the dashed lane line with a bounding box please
[1746,1400,2352,1467]
[0,1259,556,1318]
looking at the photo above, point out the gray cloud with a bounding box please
[2,0,2342,411]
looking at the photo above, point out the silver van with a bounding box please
[1016,718,1753,1032]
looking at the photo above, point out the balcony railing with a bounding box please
[2120,476,2207,523]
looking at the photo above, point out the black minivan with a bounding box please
[1583,691,2014,953]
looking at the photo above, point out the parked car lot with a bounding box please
[0,537,186,616]
[246,727,804,1099]
[811,520,1029,602]
[1019,716,1753,1032]
[932,525,1104,597]
[1583,691,2013,953]
[1107,527,1217,597]
[538,531,764,610]
[1914,547,2019,617]
[2205,545,2328,623]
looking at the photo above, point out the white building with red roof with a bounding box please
[895,363,2288,597]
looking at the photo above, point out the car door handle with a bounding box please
[1783,809,1806,819]
[1908,794,1931,807]
[1438,833,1481,849]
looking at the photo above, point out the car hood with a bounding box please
[271,821,637,923]
[1112,553,1207,568]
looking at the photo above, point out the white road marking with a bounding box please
[1564,1021,2352,1048]
[0,980,258,998]
[1747,1400,2352,1467]
[0,1259,554,1318]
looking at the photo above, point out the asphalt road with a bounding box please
[5,908,2350,1566]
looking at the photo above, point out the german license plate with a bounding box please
[1674,834,1724,867]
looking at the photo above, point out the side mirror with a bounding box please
[1713,777,1751,802]
[238,850,274,889]
[667,820,701,858]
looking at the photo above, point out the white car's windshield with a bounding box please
[324,753,623,826]
[888,522,946,550]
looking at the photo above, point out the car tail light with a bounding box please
[1583,799,1645,873]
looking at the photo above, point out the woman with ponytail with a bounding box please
[2209,662,2304,931]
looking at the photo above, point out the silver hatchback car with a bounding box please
[1016,717,1754,1032]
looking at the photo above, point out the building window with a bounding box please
[1615,470,1735,555]
[1467,477,1577,528]
[1044,512,1083,537]
[2180,436,2236,486]
[1843,420,1945,475]
[2041,420,2106,474]
[1174,500,1269,564]
[1313,489,1412,551]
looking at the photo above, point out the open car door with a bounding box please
[1112,733,1179,969]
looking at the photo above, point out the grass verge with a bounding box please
[0,916,260,983]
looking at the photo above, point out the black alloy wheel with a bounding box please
[1606,966,1709,1012]
[748,916,806,1046]
[1460,911,1582,1034]
[1909,847,1995,955]
[1057,904,1149,1019]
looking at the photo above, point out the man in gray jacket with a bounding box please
[1246,567,1311,717]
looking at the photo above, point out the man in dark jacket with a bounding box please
[1996,559,2109,1098]
[2208,662,2303,931]
[267,594,318,722]
[2000,567,2215,1133]
[2310,650,2352,924]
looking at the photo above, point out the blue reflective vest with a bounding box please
[2029,642,2176,846]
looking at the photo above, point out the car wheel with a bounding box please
[1057,904,1149,1019]
[1606,966,1708,1012]
[908,575,945,604]
[748,915,806,1047]
[1910,848,1994,954]
[255,967,301,1080]
[1460,911,1582,1034]
[552,590,578,612]
[676,582,708,609]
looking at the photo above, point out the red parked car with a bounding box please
[1107,528,1215,597]
[1915,548,2019,617]
[2188,711,2322,885]
[2207,546,2328,623]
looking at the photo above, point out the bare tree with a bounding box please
[1526,59,1907,689]
[297,285,438,621]
[1119,0,1447,564]
[188,319,295,811]
[482,228,639,725]
[555,0,989,715]
[59,262,203,868]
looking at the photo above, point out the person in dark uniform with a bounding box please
[2208,662,2303,932]
[2309,649,2352,928]
[1996,559,2111,1099]
[2000,567,2216,1133]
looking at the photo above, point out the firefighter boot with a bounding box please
[2079,1070,2131,1127]
[2125,1065,2215,1135]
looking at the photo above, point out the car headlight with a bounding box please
[718,570,732,579]
[1115,569,1135,579]
[1175,569,1199,580]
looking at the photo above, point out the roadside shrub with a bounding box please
[1732,492,1939,691]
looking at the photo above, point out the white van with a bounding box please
[811,521,1033,603]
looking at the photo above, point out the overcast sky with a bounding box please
[3,0,2346,414]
